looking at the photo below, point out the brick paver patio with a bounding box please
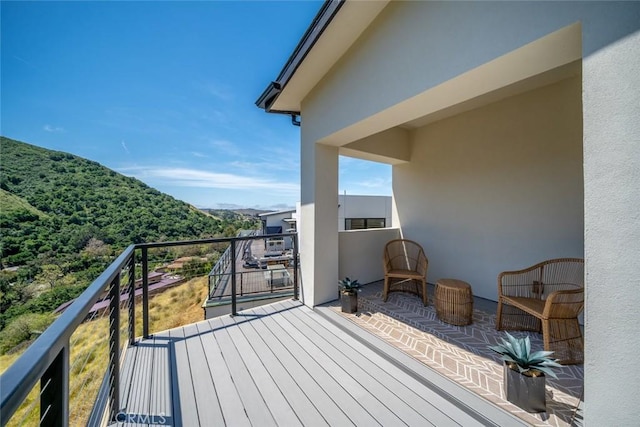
[332,282,584,427]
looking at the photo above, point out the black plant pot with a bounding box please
[503,362,547,413]
[341,292,358,313]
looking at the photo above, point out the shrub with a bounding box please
[0,312,56,354]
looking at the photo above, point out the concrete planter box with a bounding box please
[341,292,358,313]
[503,362,547,413]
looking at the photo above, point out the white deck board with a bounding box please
[199,317,278,426]
[243,305,355,427]
[149,332,172,426]
[183,322,237,426]
[223,310,330,427]
[255,303,396,426]
[118,299,523,426]
[216,314,303,427]
[167,326,206,426]
[281,300,483,426]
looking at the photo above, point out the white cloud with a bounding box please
[119,166,299,195]
[43,124,64,133]
[208,139,240,156]
[121,140,130,154]
[202,82,233,101]
[199,109,228,125]
[230,159,299,173]
[357,177,391,189]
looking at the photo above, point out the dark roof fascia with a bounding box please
[255,0,345,113]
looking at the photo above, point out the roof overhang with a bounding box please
[256,0,390,115]
[259,209,297,218]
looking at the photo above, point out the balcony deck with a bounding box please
[327,281,584,427]
[119,298,525,426]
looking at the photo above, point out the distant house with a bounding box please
[134,271,163,287]
[257,1,640,424]
[259,194,392,234]
[259,209,297,235]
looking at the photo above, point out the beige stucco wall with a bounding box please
[302,2,638,147]
[338,227,400,286]
[304,1,576,144]
[297,3,640,421]
[299,143,339,307]
[394,77,583,301]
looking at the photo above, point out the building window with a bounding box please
[345,218,385,230]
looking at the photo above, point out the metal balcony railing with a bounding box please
[207,231,298,303]
[0,233,298,426]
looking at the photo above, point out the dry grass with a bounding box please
[0,276,209,426]
[146,276,208,334]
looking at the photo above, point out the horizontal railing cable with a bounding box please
[0,233,298,426]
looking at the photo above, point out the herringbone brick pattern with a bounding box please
[335,284,584,427]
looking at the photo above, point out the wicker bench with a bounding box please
[496,258,584,364]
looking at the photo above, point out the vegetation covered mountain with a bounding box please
[0,137,248,263]
[0,136,259,336]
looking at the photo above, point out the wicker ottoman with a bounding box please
[435,279,474,326]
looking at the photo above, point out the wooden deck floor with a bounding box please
[118,299,525,426]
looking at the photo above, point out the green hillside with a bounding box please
[0,136,259,334]
[0,189,49,220]
[0,137,254,264]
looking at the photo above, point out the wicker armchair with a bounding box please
[383,239,428,306]
[496,258,584,364]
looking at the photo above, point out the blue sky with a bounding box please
[1,1,391,210]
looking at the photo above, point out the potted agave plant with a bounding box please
[338,277,361,313]
[489,332,562,413]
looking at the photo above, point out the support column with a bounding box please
[300,139,339,307]
[583,30,640,425]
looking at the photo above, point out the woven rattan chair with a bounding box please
[496,258,584,364]
[383,239,428,306]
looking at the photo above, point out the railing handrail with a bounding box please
[0,232,299,425]
[0,245,135,423]
[137,232,296,249]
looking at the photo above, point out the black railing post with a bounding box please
[240,272,243,296]
[142,247,149,338]
[231,239,237,315]
[293,233,299,300]
[270,269,274,293]
[108,276,121,422]
[128,254,136,345]
[40,345,69,427]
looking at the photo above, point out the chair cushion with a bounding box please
[386,269,424,279]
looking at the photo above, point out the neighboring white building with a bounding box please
[256,1,640,424]
[260,194,392,233]
[338,194,392,231]
[259,209,297,234]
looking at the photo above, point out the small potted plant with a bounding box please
[338,277,361,313]
[489,332,562,413]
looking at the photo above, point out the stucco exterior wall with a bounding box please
[294,1,640,423]
[302,1,638,146]
[394,77,583,301]
[338,227,400,286]
[299,143,339,307]
[583,30,640,425]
